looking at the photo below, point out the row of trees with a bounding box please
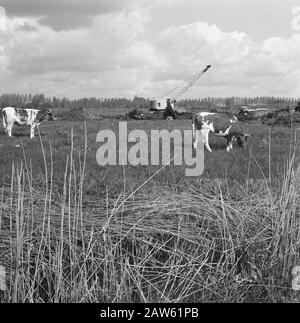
[180,96,300,108]
[0,94,151,110]
[0,93,299,110]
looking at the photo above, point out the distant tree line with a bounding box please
[0,93,299,110]
[0,94,151,110]
[179,96,300,109]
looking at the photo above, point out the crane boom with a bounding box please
[173,64,211,99]
[149,64,211,111]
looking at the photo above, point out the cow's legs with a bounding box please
[203,130,212,152]
[226,139,233,152]
[6,123,13,137]
[194,129,212,152]
[30,125,35,139]
[226,142,233,152]
[192,121,195,142]
[193,129,199,149]
[193,129,211,151]
[192,119,213,152]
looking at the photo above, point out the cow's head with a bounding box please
[229,132,250,148]
[235,133,250,147]
[46,109,56,121]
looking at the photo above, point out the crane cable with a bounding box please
[161,65,211,100]
[173,65,211,100]
[162,71,197,98]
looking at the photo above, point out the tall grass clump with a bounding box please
[0,128,300,303]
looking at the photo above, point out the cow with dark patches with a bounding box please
[2,107,56,139]
[192,112,250,152]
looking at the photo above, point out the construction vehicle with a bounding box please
[149,64,211,111]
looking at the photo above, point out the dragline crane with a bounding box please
[149,64,211,111]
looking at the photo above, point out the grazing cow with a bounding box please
[2,107,56,139]
[192,112,250,152]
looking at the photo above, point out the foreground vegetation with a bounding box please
[0,114,300,302]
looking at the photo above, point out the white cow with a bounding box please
[2,107,56,139]
[192,112,250,152]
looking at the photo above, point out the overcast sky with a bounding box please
[0,0,299,99]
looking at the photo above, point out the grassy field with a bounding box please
[0,113,299,188]
[1,109,300,302]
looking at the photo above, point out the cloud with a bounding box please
[1,0,129,16]
[149,21,300,98]
[16,22,39,32]
[38,15,93,31]
[123,41,166,69]
[3,5,153,75]
[149,22,254,96]
[1,0,132,30]
[157,22,252,69]
[263,34,300,61]
[0,3,161,98]
[0,1,300,99]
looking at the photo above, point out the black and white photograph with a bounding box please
[0,0,300,306]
